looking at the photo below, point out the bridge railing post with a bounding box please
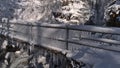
[1,18,9,34]
[66,25,69,50]
[2,18,10,44]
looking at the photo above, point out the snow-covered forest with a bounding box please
[0,0,115,25]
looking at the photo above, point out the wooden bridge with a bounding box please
[0,21,120,67]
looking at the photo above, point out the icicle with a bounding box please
[49,52,53,68]
[46,50,50,64]
[56,54,59,67]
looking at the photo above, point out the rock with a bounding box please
[104,0,120,27]
[38,56,46,64]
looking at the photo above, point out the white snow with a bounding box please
[2,40,8,49]
[54,0,92,24]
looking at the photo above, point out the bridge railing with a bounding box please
[0,22,120,53]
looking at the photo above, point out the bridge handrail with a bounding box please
[0,22,120,53]
[7,22,120,35]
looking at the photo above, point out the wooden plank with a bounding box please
[10,23,67,29]
[68,39,120,53]
[68,25,120,35]
[10,23,120,35]
[74,36,120,45]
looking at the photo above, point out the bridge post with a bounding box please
[66,25,69,50]
[2,17,10,43]
[1,18,8,34]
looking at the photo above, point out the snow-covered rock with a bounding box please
[53,0,92,25]
[104,0,120,27]
[2,40,8,49]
